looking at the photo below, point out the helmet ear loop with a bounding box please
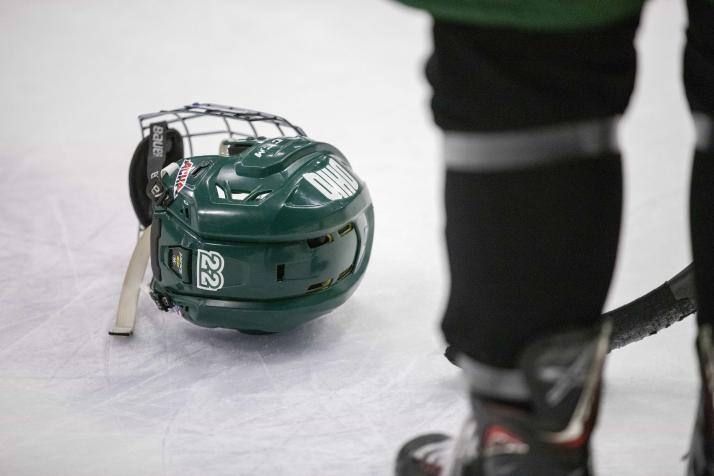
[128,129,184,227]
[165,130,185,165]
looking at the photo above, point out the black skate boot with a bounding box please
[396,321,611,476]
[688,325,714,476]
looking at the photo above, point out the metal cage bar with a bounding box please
[137,102,307,158]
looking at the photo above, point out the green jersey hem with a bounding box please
[398,0,645,30]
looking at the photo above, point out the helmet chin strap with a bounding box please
[145,122,174,208]
[111,159,180,336]
[146,122,168,180]
[109,225,152,336]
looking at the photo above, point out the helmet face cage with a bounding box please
[132,103,374,334]
[137,102,307,157]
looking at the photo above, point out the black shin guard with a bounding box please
[691,151,714,327]
[685,0,714,326]
[442,155,622,368]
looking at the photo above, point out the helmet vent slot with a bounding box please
[337,223,353,236]
[338,265,354,281]
[215,184,226,199]
[307,278,333,293]
[307,234,333,248]
[276,264,285,282]
[252,191,271,201]
[190,162,210,177]
[231,191,250,201]
[220,141,253,156]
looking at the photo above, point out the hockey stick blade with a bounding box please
[110,225,152,336]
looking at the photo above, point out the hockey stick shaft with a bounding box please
[605,263,696,350]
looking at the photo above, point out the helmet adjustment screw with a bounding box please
[149,291,173,312]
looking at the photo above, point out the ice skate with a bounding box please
[688,325,714,476]
[396,321,611,476]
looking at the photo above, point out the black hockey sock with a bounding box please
[691,151,714,327]
[442,154,622,368]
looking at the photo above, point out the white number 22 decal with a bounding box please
[196,250,225,291]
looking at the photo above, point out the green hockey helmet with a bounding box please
[117,104,374,335]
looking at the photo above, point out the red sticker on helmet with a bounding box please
[173,159,194,198]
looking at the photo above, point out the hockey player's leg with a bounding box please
[685,0,714,473]
[689,149,714,476]
[396,13,641,476]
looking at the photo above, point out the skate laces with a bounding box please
[445,417,478,476]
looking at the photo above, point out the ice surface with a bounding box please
[0,0,699,474]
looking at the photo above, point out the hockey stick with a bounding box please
[445,263,697,363]
[606,262,696,350]
[109,225,152,336]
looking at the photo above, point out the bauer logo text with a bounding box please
[151,125,164,159]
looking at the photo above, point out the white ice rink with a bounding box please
[0,0,701,474]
